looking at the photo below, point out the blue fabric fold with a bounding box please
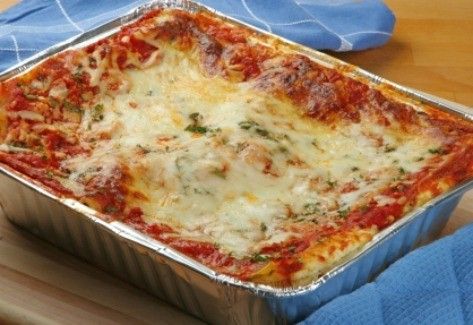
[300,223,473,325]
[0,0,395,73]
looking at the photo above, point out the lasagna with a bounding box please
[0,9,472,287]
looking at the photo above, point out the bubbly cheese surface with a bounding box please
[2,9,473,288]
[58,46,441,258]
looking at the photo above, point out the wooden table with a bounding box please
[0,0,472,323]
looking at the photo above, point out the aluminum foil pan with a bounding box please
[1,1,473,323]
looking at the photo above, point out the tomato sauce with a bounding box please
[0,153,71,195]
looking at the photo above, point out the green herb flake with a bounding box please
[45,170,54,179]
[327,180,337,188]
[278,145,288,153]
[338,208,350,219]
[104,205,119,214]
[255,128,269,137]
[9,140,26,148]
[63,100,82,114]
[351,166,359,172]
[145,90,153,96]
[399,167,406,175]
[260,222,267,232]
[184,113,220,135]
[303,202,320,215]
[189,112,202,123]
[238,120,259,130]
[428,147,446,155]
[88,56,97,68]
[193,187,211,195]
[239,120,277,141]
[212,168,226,179]
[252,254,269,262]
[185,125,208,134]
[415,156,424,162]
[207,127,222,137]
[136,144,151,154]
[175,156,187,173]
[72,71,83,82]
[280,134,291,141]
[92,104,104,121]
[255,128,277,141]
[384,145,396,153]
[49,98,60,108]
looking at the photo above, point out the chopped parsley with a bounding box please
[49,98,60,108]
[238,120,259,130]
[302,202,320,215]
[72,70,83,82]
[351,166,359,172]
[238,120,277,141]
[255,128,269,137]
[211,168,226,179]
[338,208,350,219]
[92,104,104,121]
[257,127,277,141]
[189,112,202,124]
[428,147,446,155]
[252,253,269,262]
[399,167,406,175]
[260,222,267,232]
[88,56,97,68]
[185,125,208,134]
[207,127,222,136]
[327,180,337,188]
[184,112,217,135]
[63,100,82,114]
[9,140,26,148]
[384,145,396,153]
[104,205,119,214]
[193,188,211,195]
[278,145,289,153]
[175,156,187,173]
[136,144,151,154]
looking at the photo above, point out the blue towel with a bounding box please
[301,223,473,325]
[0,0,395,73]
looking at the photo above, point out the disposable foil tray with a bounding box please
[1,1,472,323]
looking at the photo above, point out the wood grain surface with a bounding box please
[0,0,472,324]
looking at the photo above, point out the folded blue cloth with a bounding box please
[0,0,395,73]
[301,223,473,325]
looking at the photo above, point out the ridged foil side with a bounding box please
[0,168,466,323]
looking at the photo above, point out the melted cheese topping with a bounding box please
[58,45,442,258]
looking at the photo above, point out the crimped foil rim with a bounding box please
[0,0,472,298]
